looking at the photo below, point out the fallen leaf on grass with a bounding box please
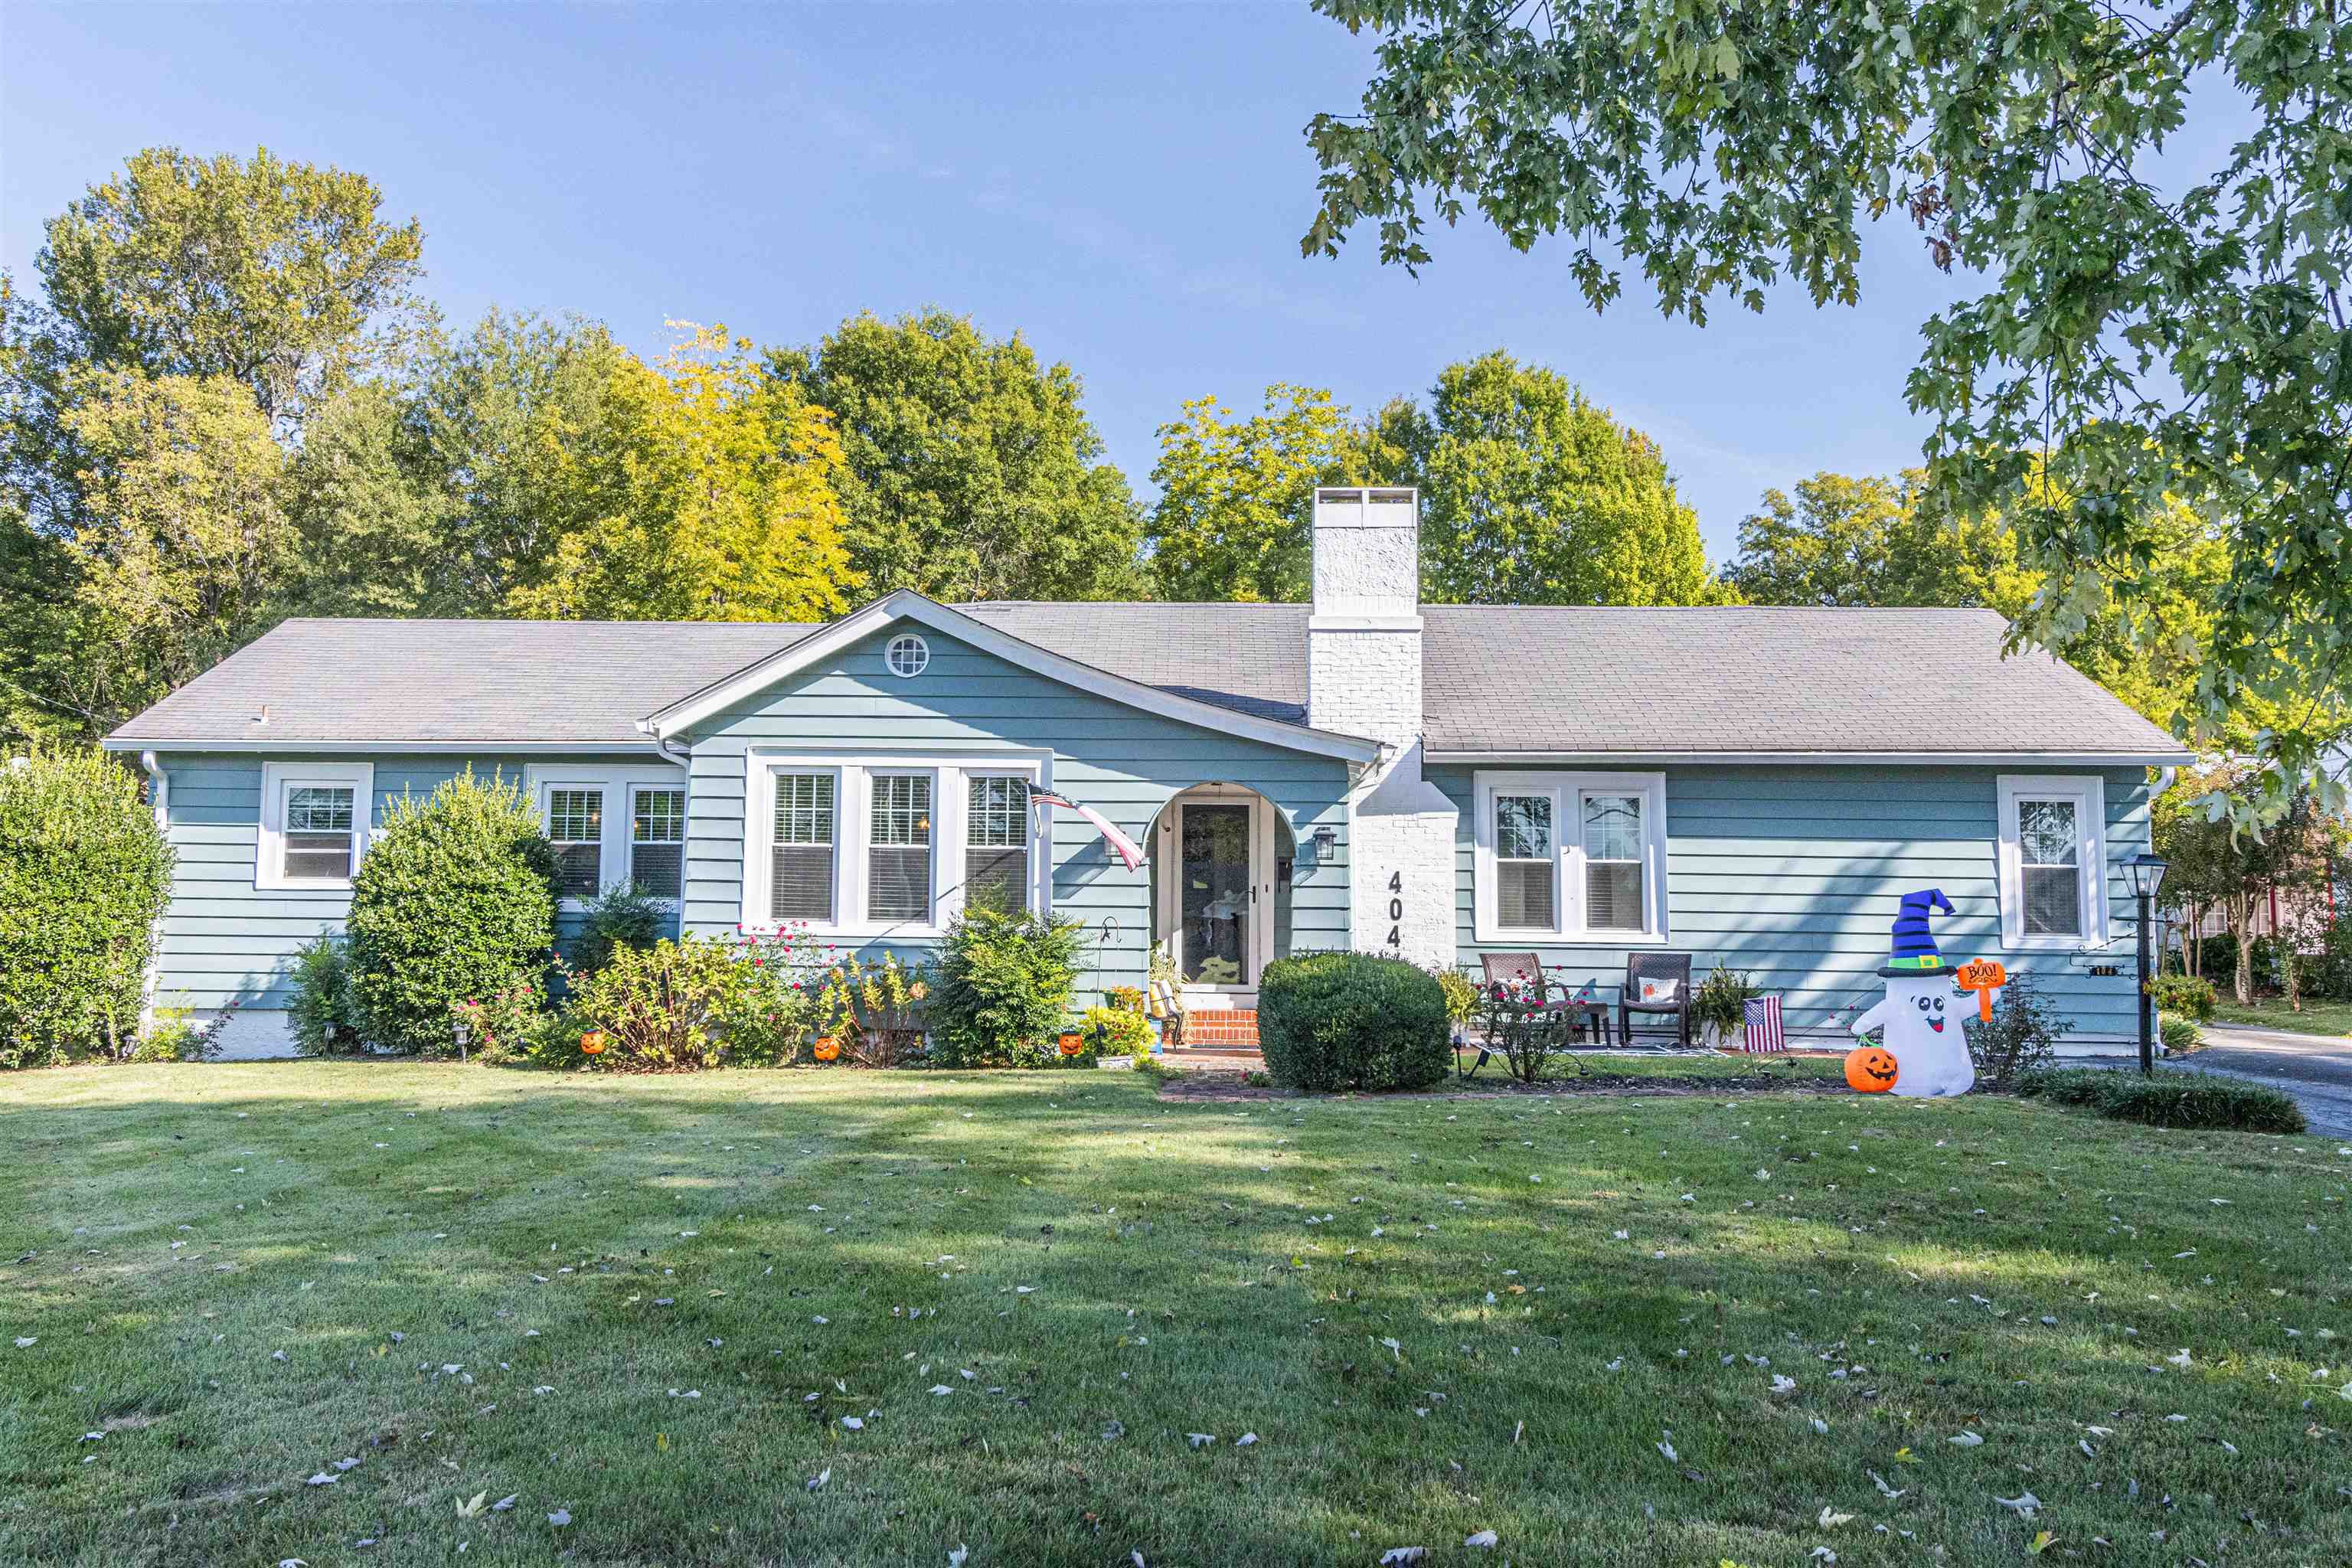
[1377,1550,1426,1566]
[492,1494,518,1512]
[1996,1491,2042,1520]
[547,1510,570,1527]
[455,1491,488,1519]
[1949,1431,1983,1446]
[1819,1506,1854,1528]
[304,1472,338,1486]
[808,1468,830,1491]
[1187,1433,1215,1449]
[1464,1529,1498,1547]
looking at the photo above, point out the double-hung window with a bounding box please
[867,773,935,923]
[745,753,1047,935]
[1997,775,2108,948]
[547,789,605,898]
[630,786,687,897]
[965,775,1031,913]
[1475,771,1668,942]
[528,766,690,909]
[257,762,373,891]
[770,773,838,922]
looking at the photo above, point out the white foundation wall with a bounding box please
[191,1007,301,1060]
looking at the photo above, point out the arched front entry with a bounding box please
[1149,783,1296,1009]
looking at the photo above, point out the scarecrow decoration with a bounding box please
[1847,887,1977,1097]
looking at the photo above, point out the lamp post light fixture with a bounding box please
[452,1020,471,1063]
[2122,852,2170,1076]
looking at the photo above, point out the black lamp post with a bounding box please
[2123,852,2170,1076]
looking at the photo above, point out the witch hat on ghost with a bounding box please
[1880,887,1956,977]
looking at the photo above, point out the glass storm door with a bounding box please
[1179,802,1254,987]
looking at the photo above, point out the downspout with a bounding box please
[137,751,168,1037]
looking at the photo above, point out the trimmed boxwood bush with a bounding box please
[925,906,1086,1067]
[2016,1067,2306,1132]
[0,746,174,1067]
[346,769,559,1055]
[1259,952,1450,1092]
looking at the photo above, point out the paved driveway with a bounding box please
[2164,1024,2352,1138]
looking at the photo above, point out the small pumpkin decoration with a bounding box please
[1844,1044,1899,1093]
[579,1031,606,1056]
[1057,1031,1085,1057]
[812,1036,841,1063]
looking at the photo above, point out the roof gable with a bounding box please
[643,591,1382,763]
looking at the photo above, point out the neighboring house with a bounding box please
[105,488,2192,1058]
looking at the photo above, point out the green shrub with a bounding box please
[2161,1014,2203,1054]
[567,882,671,974]
[812,950,927,1065]
[556,933,813,1070]
[286,935,366,1055]
[2016,1067,2305,1132]
[1967,974,2073,1089]
[1258,952,1450,1093]
[0,746,175,1067]
[345,770,559,1055]
[925,907,1086,1068]
[2148,972,2218,1023]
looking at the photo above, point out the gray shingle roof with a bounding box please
[1415,605,2183,757]
[106,619,820,747]
[106,602,2187,760]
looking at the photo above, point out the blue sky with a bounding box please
[0,3,2233,563]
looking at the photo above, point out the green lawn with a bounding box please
[4,1063,2348,1567]
[2211,997,2352,1040]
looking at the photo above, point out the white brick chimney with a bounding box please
[1307,488,1459,969]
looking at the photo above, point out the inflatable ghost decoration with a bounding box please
[1849,888,1975,1097]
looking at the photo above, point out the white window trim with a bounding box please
[740,750,1052,939]
[1472,770,1669,944]
[1996,773,2109,950]
[256,761,374,892]
[526,764,690,913]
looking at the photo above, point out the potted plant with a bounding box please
[1690,967,1760,1050]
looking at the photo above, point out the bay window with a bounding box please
[743,752,1049,935]
[1474,771,1668,942]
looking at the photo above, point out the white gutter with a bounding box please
[136,751,168,1038]
[100,737,678,757]
[1423,750,2197,768]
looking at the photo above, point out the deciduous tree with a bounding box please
[1147,384,1367,602]
[1374,351,1726,606]
[768,310,1145,602]
[1301,0,2350,811]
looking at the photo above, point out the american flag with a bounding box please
[1743,995,1785,1054]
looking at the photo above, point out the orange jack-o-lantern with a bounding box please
[812,1036,841,1062]
[1844,1044,1900,1093]
[1057,1032,1085,1057]
[579,1031,606,1056]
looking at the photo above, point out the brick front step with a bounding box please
[1181,1010,1259,1048]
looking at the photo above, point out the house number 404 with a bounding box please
[1385,871,1403,948]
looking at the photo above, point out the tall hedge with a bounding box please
[346,769,558,1054]
[0,747,175,1068]
[1258,952,1451,1092]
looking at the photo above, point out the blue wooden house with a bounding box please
[104,488,2191,1057]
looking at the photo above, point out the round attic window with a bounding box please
[884,633,930,678]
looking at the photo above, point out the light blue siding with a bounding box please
[1431,764,2154,1042]
[678,624,1355,996]
[148,752,678,1012]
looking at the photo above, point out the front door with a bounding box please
[1162,789,1276,1004]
